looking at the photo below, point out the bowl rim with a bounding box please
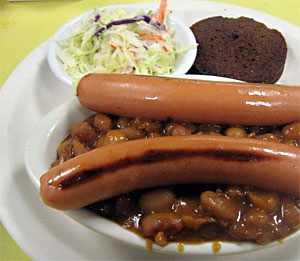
[47,3,197,88]
[23,74,300,255]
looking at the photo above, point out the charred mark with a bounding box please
[59,149,270,189]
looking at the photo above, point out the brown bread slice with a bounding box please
[190,16,287,83]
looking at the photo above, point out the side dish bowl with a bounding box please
[47,4,197,88]
[24,74,300,255]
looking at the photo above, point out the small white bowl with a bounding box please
[24,74,299,255]
[48,4,197,88]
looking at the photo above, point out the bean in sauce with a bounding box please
[51,113,300,247]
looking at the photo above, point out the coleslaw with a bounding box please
[56,5,194,81]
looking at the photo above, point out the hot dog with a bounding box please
[77,74,300,126]
[40,135,300,210]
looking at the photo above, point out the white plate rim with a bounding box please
[1,1,300,259]
[23,73,299,255]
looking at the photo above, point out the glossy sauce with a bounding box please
[51,113,300,249]
[177,242,184,252]
[86,184,300,248]
[212,241,221,253]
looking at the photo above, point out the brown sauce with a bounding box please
[177,242,184,252]
[212,241,221,253]
[51,113,300,248]
[145,239,153,251]
[86,184,300,248]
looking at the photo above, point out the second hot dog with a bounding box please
[40,135,300,210]
[77,74,300,126]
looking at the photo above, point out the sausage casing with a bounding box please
[40,135,300,210]
[77,74,300,126]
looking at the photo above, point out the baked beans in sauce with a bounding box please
[51,114,300,247]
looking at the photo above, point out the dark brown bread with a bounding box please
[190,16,287,83]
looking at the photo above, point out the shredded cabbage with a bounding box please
[57,8,193,81]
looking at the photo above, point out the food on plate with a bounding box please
[39,74,300,247]
[88,184,300,246]
[56,0,192,80]
[41,112,300,246]
[77,74,300,125]
[41,127,300,210]
[190,16,287,83]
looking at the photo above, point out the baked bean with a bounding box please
[247,126,261,136]
[209,131,222,136]
[281,196,300,229]
[144,121,162,133]
[141,212,183,237]
[114,194,135,216]
[95,136,105,148]
[196,131,221,136]
[117,117,130,128]
[255,231,280,245]
[271,130,283,141]
[215,188,223,196]
[120,127,145,140]
[165,123,191,136]
[165,122,176,135]
[154,232,168,246]
[99,130,127,147]
[93,113,112,133]
[50,159,61,168]
[281,122,300,141]
[172,198,199,217]
[229,223,260,240]
[225,186,245,201]
[225,126,247,138]
[198,224,219,239]
[85,115,96,124]
[181,216,199,230]
[181,216,213,230]
[87,200,114,217]
[254,133,280,143]
[183,123,197,133]
[198,124,222,134]
[200,191,238,222]
[248,126,272,135]
[243,209,268,227]
[71,121,99,143]
[72,139,87,157]
[147,132,164,138]
[54,113,300,246]
[57,137,73,160]
[139,188,176,213]
[247,190,280,213]
[130,117,152,130]
[172,125,192,136]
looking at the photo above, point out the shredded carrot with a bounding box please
[163,46,168,52]
[110,44,116,50]
[130,50,137,56]
[156,0,167,24]
[138,33,164,41]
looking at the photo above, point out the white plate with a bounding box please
[1,1,300,259]
[48,4,197,87]
[23,74,299,255]
[24,75,250,256]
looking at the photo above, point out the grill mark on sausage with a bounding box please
[58,149,273,189]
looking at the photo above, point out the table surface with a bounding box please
[0,0,299,260]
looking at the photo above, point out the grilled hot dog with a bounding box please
[77,74,300,126]
[40,135,300,210]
